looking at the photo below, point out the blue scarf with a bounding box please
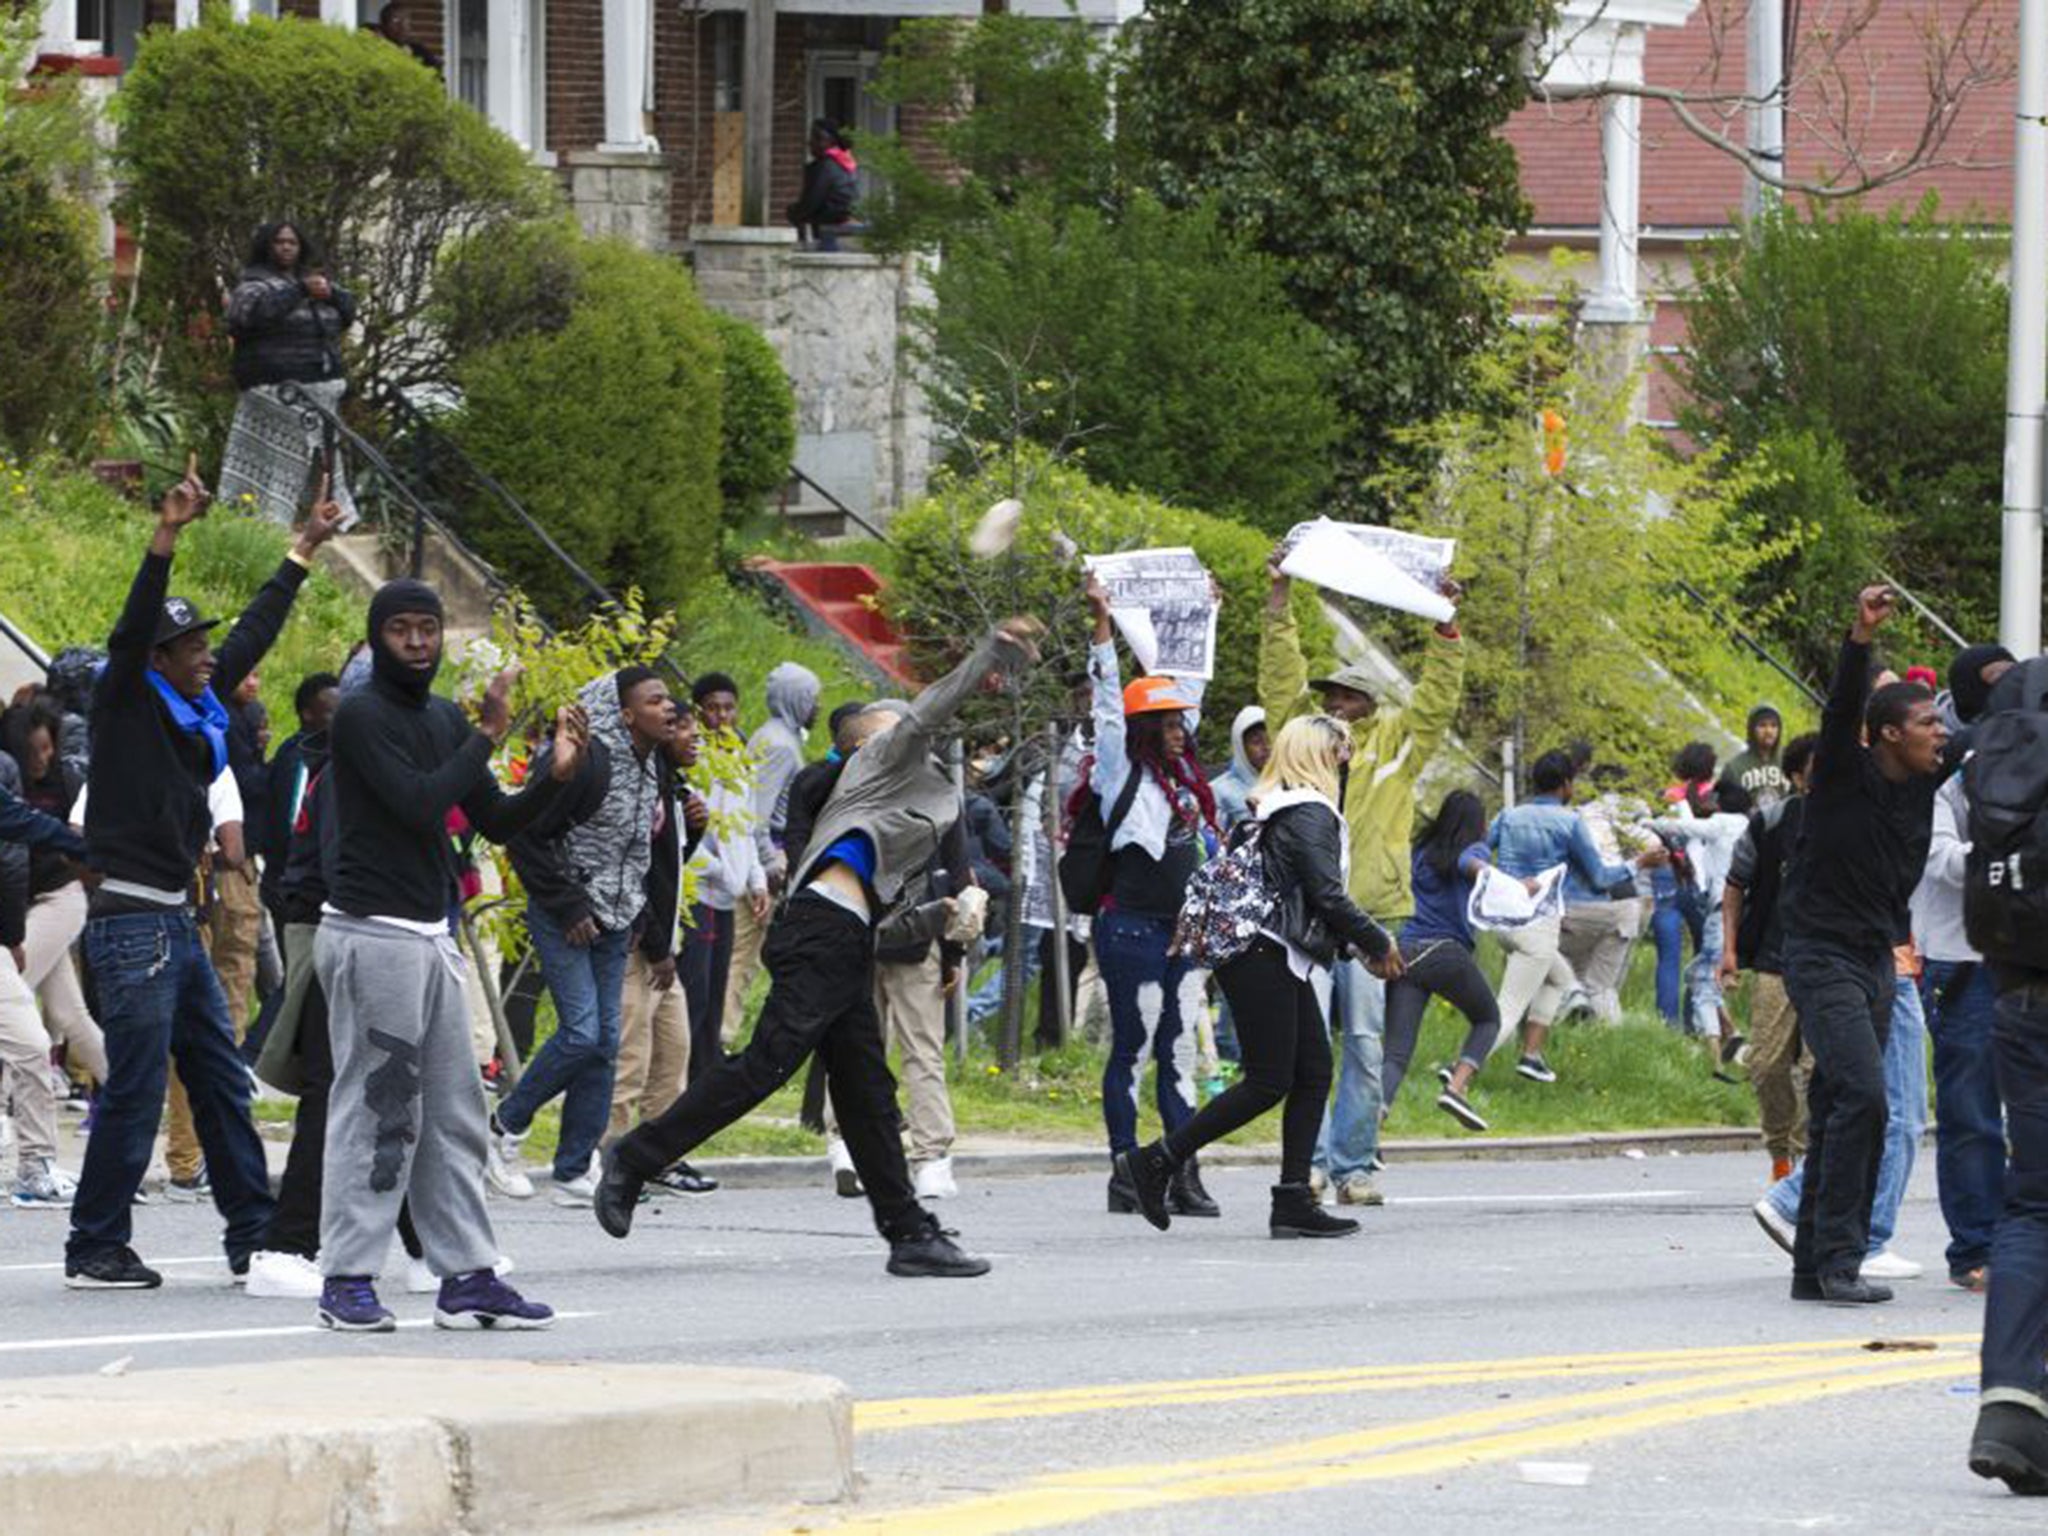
[146,669,230,779]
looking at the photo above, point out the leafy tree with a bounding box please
[1121,0,1549,493]
[920,193,1342,531]
[708,312,796,528]
[860,9,1117,250]
[0,15,102,455]
[1678,198,2009,642]
[443,237,722,619]
[1383,336,1792,787]
[117,14,558,447]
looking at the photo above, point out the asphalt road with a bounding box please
[0,1148,2028,1533]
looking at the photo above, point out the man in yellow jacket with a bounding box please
[1261,553,1465,1205]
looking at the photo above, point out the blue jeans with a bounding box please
[1981,974,2048,1414]
[498,904,631,1181]
[1923,960,2006,1276]
[67,910,275,1263]
[1314,958,1385,1182]
[1650,894,1685,1024]
[968,932,1040,1028]
[1095,910,1197,1155]
[1769,972,1923,1258]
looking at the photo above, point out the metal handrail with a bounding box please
[1670,577,1826,708]
[0,608,51,675]
[785,463,893,543]
[1876,567,1971,651]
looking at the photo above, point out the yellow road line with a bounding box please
[817,1350,1973,1535]
[855,1333,1980,1432]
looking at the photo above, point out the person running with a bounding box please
[681,672,767,1067]
[1723,733,1818,1186]
[1381,790,1502,1132]
[1488,750,1662,1084]
[1650,779,1755,1076]
[493,668,680,1205]
[1777,586,1945,1307]
[313,578,584,1332]
[1119,715,1400,1239]
[65,460,341,1291]
[1086,574,1221,1222]
[593,617,1042,1279]
[1725,706,1790,809]
[1261,550,1464,1209]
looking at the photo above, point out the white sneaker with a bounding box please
[400,1251,516,1294]
[913,1157,958,1201]
[244,1250,324,1299]
[551,1171,598,1207]
[485,1124,535,1199]
[1308,1165,1330,1202]
[827,1138,863,1199]
[1752,1197,1796,1257]
[1861,1249,1924,1281]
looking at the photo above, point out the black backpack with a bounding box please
[1057,758,1143,917]
[1963,657,2048,966]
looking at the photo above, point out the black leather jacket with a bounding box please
[1259,799,1393,967]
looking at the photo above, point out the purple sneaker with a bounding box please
[317,1275,396,1333]
[435,1269,555,1331]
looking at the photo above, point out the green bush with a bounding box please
[116,13,558,447]
[886,455,1338,740]
[709,313,796,525]
[0,162,98,457]
[1680,198,2012,644]
[921,194,1342,532]
[444,238,722,618]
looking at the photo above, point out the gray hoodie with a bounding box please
[559,672,663,934]
[751,661,821,874]
[1210,705,1266,832]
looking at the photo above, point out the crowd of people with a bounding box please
[1,462,2044,1492]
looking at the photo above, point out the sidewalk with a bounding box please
[0,1359,850,1534]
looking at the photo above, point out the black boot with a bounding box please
[887,1214,992,1278]
[1270,1182,1359,1240]
[1970,1402,2048,1495]
[1819,1271,1894,1306]
[1107,1168,1138,1214]
[593,1144,646,1240]
[1168,1155,1221,1218]
[1114,1143,1174,1231]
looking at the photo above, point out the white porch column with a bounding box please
[1586,86,1643,321]
[174,0,202,29]
[319,0,355,28]
[600,0,655,152]
[487,0,532,149]
[37,0,79,52]
[228,0,253,20]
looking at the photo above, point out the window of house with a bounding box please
[711,10,742,114]
[454,0,488,114]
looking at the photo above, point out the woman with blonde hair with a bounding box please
[1120,715,1401,1239]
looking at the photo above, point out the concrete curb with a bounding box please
[0,1359,851,1534]
[696,1127,1768,1189]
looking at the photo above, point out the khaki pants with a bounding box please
[722,897,769,1049]
[1748,970,1810,1163]
[876,948,954,1165]
[1558,900,1641,1022]
[167,866,263,1182]
[609,950,691,1142]
[1493,916,1576,1043]
[22,882,106,1083]
[0,947,58,1165]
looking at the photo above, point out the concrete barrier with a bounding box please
[0,1358,851,1533]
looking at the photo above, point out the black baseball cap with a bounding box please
[154,596,221,647]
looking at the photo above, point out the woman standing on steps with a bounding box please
[1120,715,1402,1240]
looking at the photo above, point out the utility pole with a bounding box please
[2002,0,2047,656]
[1743,0,1783,219]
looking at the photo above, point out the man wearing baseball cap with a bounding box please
[64,457,342,1291]
[1261,546,1465,1208]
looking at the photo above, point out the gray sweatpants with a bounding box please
[315,914,498,1280]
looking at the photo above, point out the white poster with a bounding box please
[1279,519,1456,624]
[1467,863,1568,932]
[1084,547,1218,680]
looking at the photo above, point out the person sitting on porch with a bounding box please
[788,119,862,251]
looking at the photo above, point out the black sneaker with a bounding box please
[66,1246,163,1289]
[1515,1054,1558,1084]
[1969,1402,2048,1495]
[651,1160,719,1197]
[887,1221,992,1278]
[1437,1087,1488,1131]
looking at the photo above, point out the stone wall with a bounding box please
[563,151,675,253]
[690,226,932,522]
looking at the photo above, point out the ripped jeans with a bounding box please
[1095,909,1200,1156]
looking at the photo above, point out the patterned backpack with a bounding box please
[1171,820,1279,967]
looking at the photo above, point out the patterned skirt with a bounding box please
[218,378,359,529]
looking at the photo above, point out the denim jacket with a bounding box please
[1488,795,1633,903]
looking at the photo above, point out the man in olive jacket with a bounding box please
[1261,552,1465,1205]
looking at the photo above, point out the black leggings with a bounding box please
[1162,940,1331,1185]
[1382,938,1502,1106]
